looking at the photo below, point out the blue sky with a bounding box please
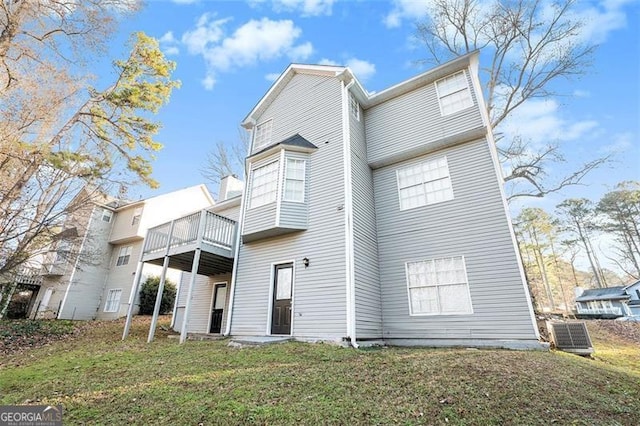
[106,1,638,212]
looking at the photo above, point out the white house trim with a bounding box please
[341,79,358,347]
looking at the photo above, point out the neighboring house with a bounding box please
[575,281,640,318]
[132,51,542,349]
[31,185,214,320]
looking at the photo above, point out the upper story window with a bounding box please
[349,93,360,121]
[249,161,279,209]
[131,207,142,226]
[406,256,472,316]
[283,158,305,202]
[435,70,473,116]
[116,245,132,266]
[397,156,453,210]
[253,119,273,151]
[101,208,113,223]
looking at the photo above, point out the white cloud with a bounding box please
[384,0,429,28]
[181,14,229,55]
[570,0,634,44]
[159,31,180,56]
[318,57,376,81]
[163,46,180,56]
[318,58,338,66]
[599,132,633,154]
[159,31,178,44]
[573,89,591,98]
[265,72,281,81]
[346,58,376,81]
[251,0,335,16]
[501,98,600,146]
[181,15,313,90]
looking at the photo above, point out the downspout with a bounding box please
[223,162,250,336]
[341,76,358,348]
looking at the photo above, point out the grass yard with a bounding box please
[1,317,639,425]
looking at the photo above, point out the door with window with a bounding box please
[209,283,227,334]
[271,264,293,335]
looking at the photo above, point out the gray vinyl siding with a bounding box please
[174,272,231,334]
[374,139,538,341]
[231,73,347,339]
[365,69,483,167]
[350,103,383,339]
[96,240,143,320]
[243,203,277,236]
[57,206,113,320]
[212,203,241,222]
[279,151,309,229]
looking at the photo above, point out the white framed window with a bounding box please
[349,93,360,121]
[435,70,473,116]
[283,158,305,202]
[104,288,122,313]
[397,156,453,210]
[253,119,273,151]
[131,207,142,226]
[249,161,279,209]
[101,208,113,223]
[116,245,132,266]
[406,256,473,316]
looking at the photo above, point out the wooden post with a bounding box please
[180,210,207,344]
[147,255,171,343]
[122,260,145,340]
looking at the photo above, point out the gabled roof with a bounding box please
[241,50,479,130]
[575,286,630,302]
[623,280,640,291]
[247,134,318,162]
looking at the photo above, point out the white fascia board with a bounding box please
[364,51,478,109]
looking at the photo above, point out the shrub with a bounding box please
[139,276,176,315]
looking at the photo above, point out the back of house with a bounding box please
[212,51,541,348]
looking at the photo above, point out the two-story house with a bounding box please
[135,51,542,349]
[33,185,214,320]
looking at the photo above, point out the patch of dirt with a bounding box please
[0,320,88,357]
[587,319,640,345]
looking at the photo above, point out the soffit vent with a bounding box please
[548,322,594,355]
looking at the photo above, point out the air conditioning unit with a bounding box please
[547,321,594,356]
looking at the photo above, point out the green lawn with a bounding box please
[1,317,638,425]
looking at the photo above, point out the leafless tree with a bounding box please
[414,0,608,199]
[200,127,250,197]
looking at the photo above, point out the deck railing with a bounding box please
[576,306,623,316]
[143,211,236,256]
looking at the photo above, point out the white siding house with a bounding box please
[32,185,214,320]
[138,52,542,349]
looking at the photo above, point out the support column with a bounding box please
[147,255,171,343]
[180,248,201,343]
[180,210,207,344]
[122,260,145,340]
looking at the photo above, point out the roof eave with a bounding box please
[364,50,480,109]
